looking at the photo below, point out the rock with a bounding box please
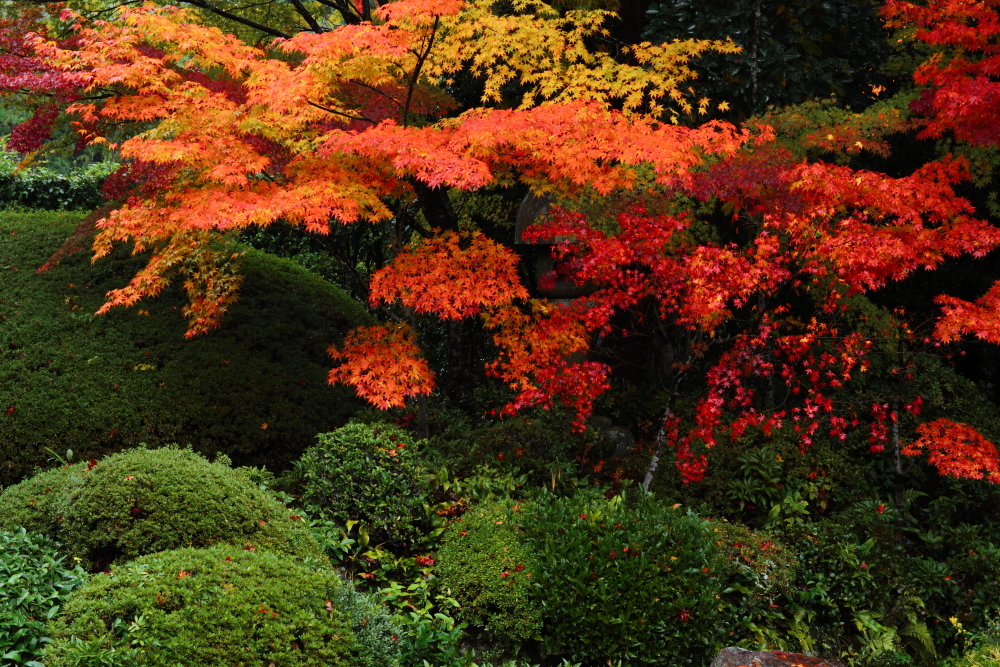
[709,647,843,667]
[606,425,634,459]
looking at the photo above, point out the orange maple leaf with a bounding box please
[328,324,435,408]
[902,419,1000,483]
[370,231,527,319]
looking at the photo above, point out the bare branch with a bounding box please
[307,99,374,123]
[179,0,291,38]
[312,0,363,24]
[349,79,403,109]
[402,15,438,127]
[287,0,325,33]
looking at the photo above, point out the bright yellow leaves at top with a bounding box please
[427,0,738,115]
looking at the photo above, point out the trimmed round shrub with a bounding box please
[0,528,87,665]
[293,423,425,544]
[0,448,322,569]
[0,462,90,537]
[0,211,371,486]
[523,493,729,666]
[42,545,401,667]
[0,156,115,211]
[436,502,541,642]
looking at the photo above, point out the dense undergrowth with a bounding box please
[0,211,369,483]
[2,214,1000,667]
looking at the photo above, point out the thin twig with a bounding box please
[307,100,374,124]
[288,0,325,32]
[179,0,291,38]
[402,15,438,127]
[349,79,403,109]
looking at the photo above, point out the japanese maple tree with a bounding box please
[24,0,1000,484]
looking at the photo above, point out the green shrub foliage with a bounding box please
[711,521,796,602]
[523,493,728,666]
[0,528,87,666]
[0,463,89,538]
[293,423,425,544]
[0,157,115,212]
[435,502,541,642]
[950,640,1000,667]
[42,545,400,667]
[0,211,371,484]
[0,448,322,569]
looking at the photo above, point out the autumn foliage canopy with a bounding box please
[15,0,1000,482]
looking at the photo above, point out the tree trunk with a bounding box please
[642,403,673,492]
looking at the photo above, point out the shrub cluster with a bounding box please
[436,502,541,642]
[0,528,87,665]
[433,491,767,665]
[0,156,115,211]
[0,211,371,484]
[42,545,399,667]
[290,423,426,545]
[523,493,729,666]
[0,448,322,570]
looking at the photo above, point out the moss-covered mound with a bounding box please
[0,448,322,569]
[43,545,401,667]
[0,211,371,484]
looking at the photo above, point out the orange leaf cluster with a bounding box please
[370,231,527,318]
[902,419,1000,483]
[484,302,609,428]
[329,324,435,408]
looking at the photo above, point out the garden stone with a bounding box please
[710,647,843,667]
[606,425,634,458]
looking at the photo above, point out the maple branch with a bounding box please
[307,100,374,124]
[413,179,458,232]
[287,0,325,33]
[402,15,438,128]
[311,235,372,301]
[349,79,403,109]
[311,0,362,24]
[179,0,291,38]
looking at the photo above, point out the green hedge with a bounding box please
[523,493,729,666]
[0,158,115,212]
[0,211,371,484]
[290,423,426,546]
[0,448,323,570]
[42,545,400,667]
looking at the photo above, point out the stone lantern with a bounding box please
[513,193,597,301]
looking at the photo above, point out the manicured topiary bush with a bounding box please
[0,448,322,569]
[435,502,541,642]
[0,528,87,665]
[523,493,729,666]
[0,211,371,485]
[0,462,89,537]
[291,423,426,544]
[42,545,400,667]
